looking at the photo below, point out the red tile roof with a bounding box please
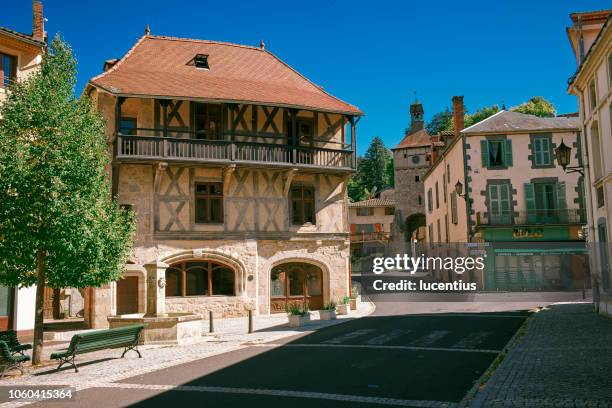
[392,128,432,149]
[90,35,362,115]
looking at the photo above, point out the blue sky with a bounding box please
[3,1,610,154]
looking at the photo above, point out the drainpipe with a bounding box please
[461,134,473,242]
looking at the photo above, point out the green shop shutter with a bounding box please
[481,140,490,168]
[524,183,536,223]
[505,139,513,167]
[556,181,568,223]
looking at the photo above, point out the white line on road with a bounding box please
[408,330,451,347]
[322,329,377,344]
[96,382,460,408]
[253,343,501,354]
[366,329,413,345]
[405,314,527,318]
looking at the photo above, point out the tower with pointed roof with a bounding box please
[391,100,432,243]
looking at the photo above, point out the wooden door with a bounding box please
[116,276,139,315]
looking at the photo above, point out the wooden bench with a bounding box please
[0,341,30,378]
[50,324,145,372]
[0,330,32,356]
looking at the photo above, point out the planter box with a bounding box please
[336,304,351,315]
[288,314,311,327]
[319,310,337,320]
[349,298,358,311]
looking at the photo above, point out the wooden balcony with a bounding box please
[116,133,355,171]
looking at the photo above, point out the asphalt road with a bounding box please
[20,300,533,408]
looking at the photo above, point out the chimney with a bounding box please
[32,1,44,41]
[452,96,464,137]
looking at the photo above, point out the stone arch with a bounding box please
[159,249,248,296]
[263,255,333,313]
[405,213,426,241]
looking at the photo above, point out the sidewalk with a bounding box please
[467,303,612,408]
[0,301,375,393]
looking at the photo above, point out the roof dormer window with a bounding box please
[192,54,209,70]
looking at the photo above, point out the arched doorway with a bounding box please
[405,213,426,241]
[270,263,323,313]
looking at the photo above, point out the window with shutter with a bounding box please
[484,139,511,168]
[451,192,458,224]
[532,135,552,167]
[487,183,512,225]
[524,183,537,223]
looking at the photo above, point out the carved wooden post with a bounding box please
[144,261,169,317]
[291,109,297,164]
[349,116,356,169]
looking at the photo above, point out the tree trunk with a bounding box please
[32,249,46,365]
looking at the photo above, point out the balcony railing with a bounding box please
[350,232,391,243]
[476,209,586,226]
[116,134,354,170]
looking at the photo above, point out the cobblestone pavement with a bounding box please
[0,302,374,407]
[467,303,612,408]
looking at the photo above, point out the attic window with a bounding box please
[193,54,209,70]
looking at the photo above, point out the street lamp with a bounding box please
[455,181,466,198]
[554,139,584,176]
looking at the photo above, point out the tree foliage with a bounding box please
[510,96,556,117]
[0,37,135,298]
[425,107,452,135]
[348,137,393,202]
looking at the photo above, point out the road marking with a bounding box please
[408,330,450,347]
[367,329,413,345]
[322,329,377,344]
[95,382,459,408]
[451,332,492,349]
[406,313,527,319]
[253,343,501,354]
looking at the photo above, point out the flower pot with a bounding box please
[288,314,311,327]
[336,304,351,315]
[319,310,337,320]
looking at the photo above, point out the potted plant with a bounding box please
[349,286,361,310]
[319,301,337,320]
[336,296,351,315]
[287,303,311,327]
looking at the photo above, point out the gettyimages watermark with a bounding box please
[351,241,602,302]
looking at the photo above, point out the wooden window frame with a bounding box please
[119,117,138,136]
[290,185,316,226]
[195,182,224,224]
[0,53,17,88]
[165,261,235,297]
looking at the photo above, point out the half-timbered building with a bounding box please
[85,33,362,326]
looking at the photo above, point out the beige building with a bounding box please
[0,1,46,335]
[84,32,362,326]
[424,105,587,290]
[567,10,612,315]
[348,189,395,260]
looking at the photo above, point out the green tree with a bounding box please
[426,107,453,135]
[510,96,556,117]
[0,36,135,364]
[464,105,500,128]
[360,136,391,194]
[348,138,392,202]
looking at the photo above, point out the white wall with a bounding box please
[15,285,36,332]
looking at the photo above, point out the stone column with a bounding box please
[144,261,169,317]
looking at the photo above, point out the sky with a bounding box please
[3,1,610,154]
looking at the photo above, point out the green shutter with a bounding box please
[542,138,551,165]
[533,138,542,165]
[505,139,513,167]
[556,181,568,223]
[524,183,536,223]
[481,140,490,168]
[451,192,458,224]
[500,183,511,224]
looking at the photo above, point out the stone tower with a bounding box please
[392,100,431,242]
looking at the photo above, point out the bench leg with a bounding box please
[0,362,25,379]
[121,345,142,358]
[56,355,78,373]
